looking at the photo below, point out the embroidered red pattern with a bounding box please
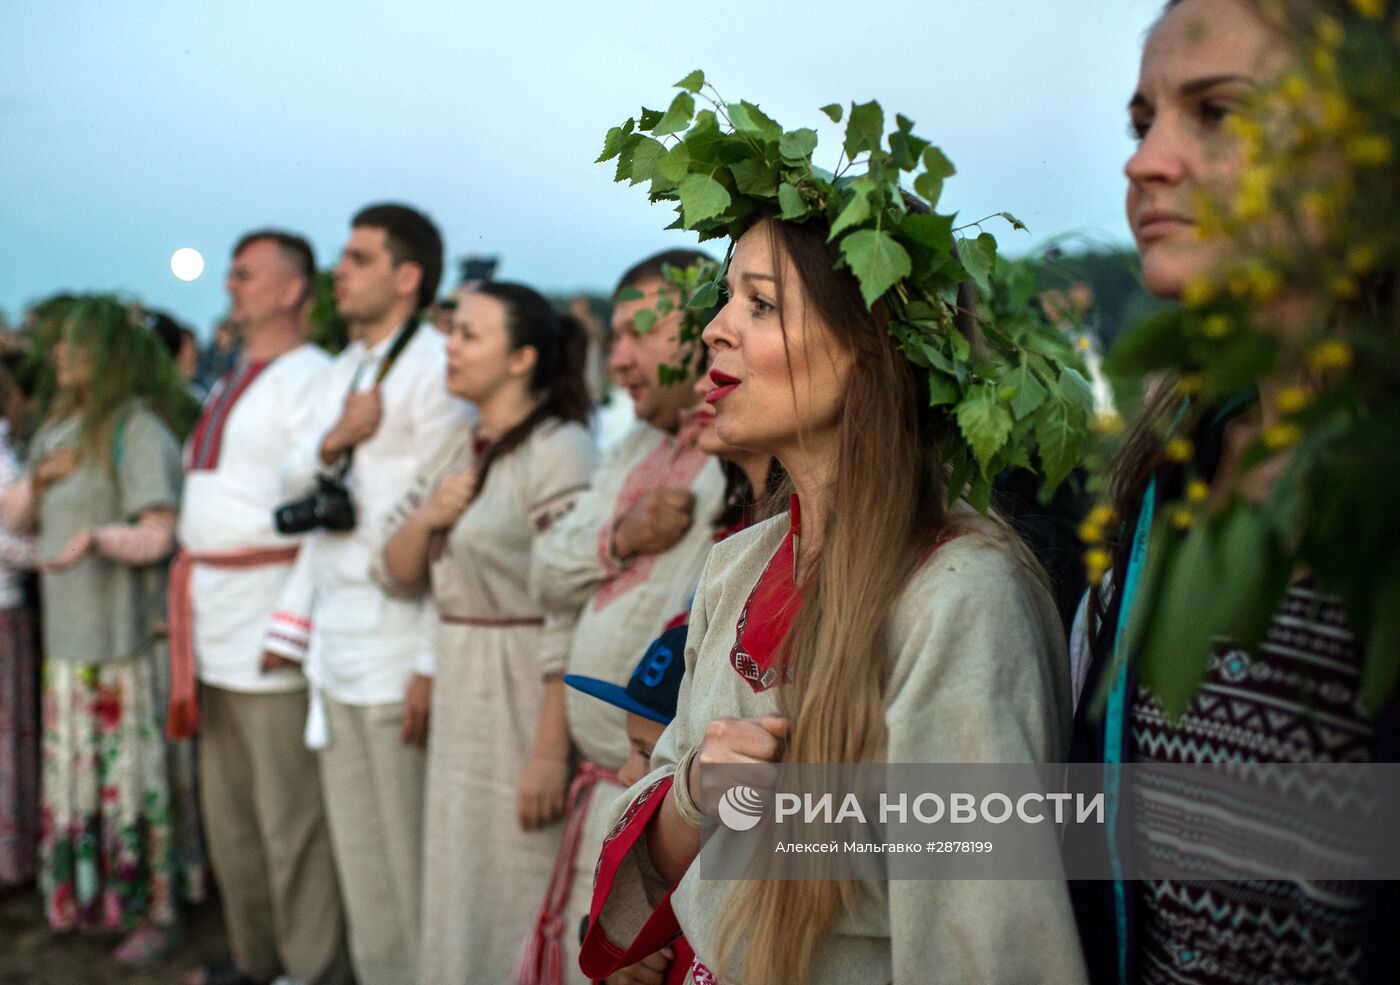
[593,774,671,886]
[727,500,802,694]
[592,433,709,613]
[691,958,719,985]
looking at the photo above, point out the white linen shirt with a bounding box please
[265,323,473,707]
[179,344,331,693]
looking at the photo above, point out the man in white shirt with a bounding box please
[173,230,350,985]
[263,204,470,985]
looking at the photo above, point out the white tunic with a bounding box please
[179,345,330,693]
[265,324,474,707]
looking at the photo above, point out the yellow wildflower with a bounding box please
[1088,505,1117,528]
[1176,374,1204,396]
[1316,15,1344,48]
[1247,265,1282,302]
[1313,47,1337,78]
[1346,244,1379,274]
[1275,386,1312,415]
[1183,278,1215,308]
[1202,315,1232,339]
[1078,521,1103,545]
[1280,74,1309,105]
[1170,507,1195,531]
[1345,134,1392,166]
[1330,275,1360,300]
[1349,0,1385,20]
[1093,412,1125,436]
[1263,422,1304,449]
[1321,92,1354,136]
[1306,340,1354,372]
[1186,480,1210,503]
[1084,548,1112,584]
[1165,437,1194,463]
[1301,190,1337,223]
[1233,166,1273,219]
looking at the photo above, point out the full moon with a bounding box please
[170,247,205,282]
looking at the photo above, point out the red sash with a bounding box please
[517,760,621,985]
[166,546,299,739]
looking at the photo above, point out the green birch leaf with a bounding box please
[1058,366,1096,416]
[639,106,664,130]
[820,103,843,123]
[1138,522,1219,721]
[1363,575,1400,712]
[729,157,778,196]
[967,472,994,512]
[1000,211,1029,232]
[913,172,947,209]
[689,280,721,310]
[1003,364,1049,420]
[778,182,809,220]
[678,173,732,225]
[675,69,705,94]
[839,228,911,307]
[844,100,884,157]
[729,101,782,139]
[628,137,666,184]
[922,146,956,179]
[634,308,658,335]
[928,373,960,407]
[656,143,692,183]
[957,232,998,294]
[828,192,872,239]
[597,120,635,163]
[779,128,819,162]
[654,92,696,136]
[1033,398,1082,491]
[955,385,1014,468]
[615,286,644,302]
[1211,507,1288,650]
[889,130,930,170]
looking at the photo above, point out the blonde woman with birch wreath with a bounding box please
[577,82,1092,983]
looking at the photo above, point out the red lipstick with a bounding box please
[706,369,740,404]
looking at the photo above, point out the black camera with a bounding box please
[273,474,357,535]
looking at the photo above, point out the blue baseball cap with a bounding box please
[564,623,687,725]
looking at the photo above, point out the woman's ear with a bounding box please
[509,344,539,380]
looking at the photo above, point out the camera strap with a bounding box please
[337,317,425,478]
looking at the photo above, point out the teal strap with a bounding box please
[1104,477,1156,985]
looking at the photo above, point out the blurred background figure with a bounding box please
[1,295,203,967]
[0,357,39,894]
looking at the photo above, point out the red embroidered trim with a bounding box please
[728,498,803,694]
[592,435,710,613]
[579,774,683,980]
[188,361,269,471]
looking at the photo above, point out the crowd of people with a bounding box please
[0,1,1396,983]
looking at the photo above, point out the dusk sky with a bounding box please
[1,1,1163,336]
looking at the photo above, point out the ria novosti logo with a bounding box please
[717,785,767,831]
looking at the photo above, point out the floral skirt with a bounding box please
[39,647,206,930]
[0,606,39,887]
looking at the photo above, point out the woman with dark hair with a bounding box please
[1067,2,1400,983]
[578,156,1087,985]
[1,295,202,963]
[377,282,597,984]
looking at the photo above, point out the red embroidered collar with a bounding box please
[729,497,804,693]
